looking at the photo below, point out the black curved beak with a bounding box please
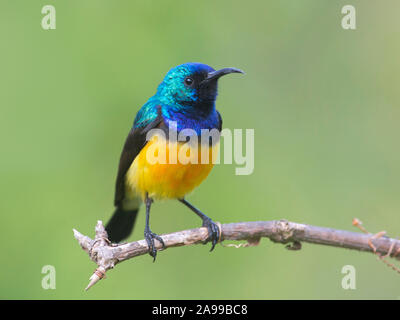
[201,67,245,84]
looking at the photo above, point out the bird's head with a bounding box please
[156,63,244,114]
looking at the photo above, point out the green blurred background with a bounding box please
[1,0,399,299]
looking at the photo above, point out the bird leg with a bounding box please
[144,193,165,262]
[179,199,220,251]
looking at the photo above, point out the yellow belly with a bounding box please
[125,135,219,200]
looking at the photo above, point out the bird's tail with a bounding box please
[105,207,139,243]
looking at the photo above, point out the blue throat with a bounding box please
[162,103,220,135]
[134,96,219,135]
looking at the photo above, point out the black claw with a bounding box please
[202,218,220,252]
[178,199,220,253]
[144,229,165,262]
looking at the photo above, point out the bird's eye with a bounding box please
[184,77,194,86]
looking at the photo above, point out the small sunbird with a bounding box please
[106,63,244,261]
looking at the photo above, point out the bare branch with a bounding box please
[73,219,400,290]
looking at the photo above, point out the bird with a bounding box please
[105,62,244,261]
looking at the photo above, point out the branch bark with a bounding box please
[73,219,400,290]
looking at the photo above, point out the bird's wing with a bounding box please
[114,106,163,207]
[216,110,223,131]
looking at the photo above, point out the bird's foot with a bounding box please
[144,229,165,262]
[202,218,220,252]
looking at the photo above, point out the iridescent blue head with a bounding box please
[134,63,244,131]
[156,63,244,116]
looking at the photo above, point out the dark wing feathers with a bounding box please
[216,110,222,131]
[114,107,163,207]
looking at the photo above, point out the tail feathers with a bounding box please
[105,207,138,243]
